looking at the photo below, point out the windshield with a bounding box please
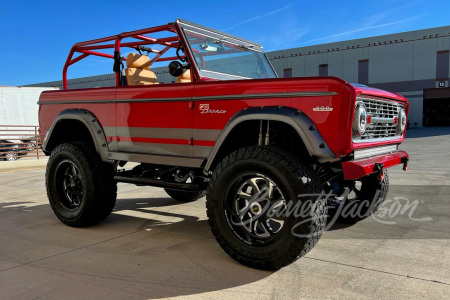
[183,30,277,80]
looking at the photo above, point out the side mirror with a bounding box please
[169,61,185,77]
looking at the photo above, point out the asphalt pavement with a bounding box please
[0,127,449,299]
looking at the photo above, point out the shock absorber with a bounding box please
[258,120,263,146]
[264,120,270,145]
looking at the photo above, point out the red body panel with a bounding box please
[342,151,409,180]
[39,87,117,139]
[338,85,409,156]
[114,85,194,155]
[39,20,409,180]
[39,77,409,162]
[192,77,346,155]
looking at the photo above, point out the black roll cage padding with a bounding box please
[176,44,186,62]
[113,51,127,86]
[113,51,122,73]
[136,45,154,55]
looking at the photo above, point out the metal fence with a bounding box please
[0,125,45,161]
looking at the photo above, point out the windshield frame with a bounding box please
[176,19,278,81]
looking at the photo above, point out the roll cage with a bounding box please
[62,19,276,89]
[63,21,186,89]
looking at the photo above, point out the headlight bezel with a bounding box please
[353,101,367,136]
[397,108,407,134]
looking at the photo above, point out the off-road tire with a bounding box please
[329,170,389,224]
[46,142,117,227]
[164,189,206,202]
[206,146,327,270]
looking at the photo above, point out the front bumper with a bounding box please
[342,151,409,180]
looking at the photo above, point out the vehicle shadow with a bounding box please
[6,193,397,298]
[90,196,277,298]
[0,197,274,299]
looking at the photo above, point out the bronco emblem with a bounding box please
[199,104,227,114]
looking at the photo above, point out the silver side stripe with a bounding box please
[112,141,213,158]
[104,127,191,139]
[193,128,222,141]
[194,91,338,101]
[104,127,221,141]
[38,91,339,105]
[107,152,205,168]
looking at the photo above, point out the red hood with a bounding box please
[350,84,408,103]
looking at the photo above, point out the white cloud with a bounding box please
[301,15,422,46]
[222,3,294,31]
[261,26,310,51]
[294,0,424,47]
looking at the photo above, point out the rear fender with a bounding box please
[42,109,111,163]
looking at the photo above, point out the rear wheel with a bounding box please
[46,142,117,227]
[206,146,327,270]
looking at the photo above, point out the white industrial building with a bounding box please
[0,87,59,126]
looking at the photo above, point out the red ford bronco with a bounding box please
[38,19,409,269]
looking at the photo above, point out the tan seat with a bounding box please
[176,69,191,83]
[125,53,158,85]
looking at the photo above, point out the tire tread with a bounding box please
[206,146,327,270]
[46,142,117,227]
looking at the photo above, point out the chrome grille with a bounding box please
[353,97,404,142]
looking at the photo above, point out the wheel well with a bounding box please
[209,120,311,170]
[45,119,96,153]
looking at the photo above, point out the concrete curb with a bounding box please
[0,158,48,171]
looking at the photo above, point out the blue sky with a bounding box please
[1,0,449,86]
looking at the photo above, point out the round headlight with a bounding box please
[353,102,367,135]
[398,108,406,133]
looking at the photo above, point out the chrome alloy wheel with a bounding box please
[225,173,287,245]
[6,151,18,161]
[55,160,84,211]
[26,143,36,151]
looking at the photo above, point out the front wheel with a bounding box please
[46,142,117,227]
[206,146,327,270]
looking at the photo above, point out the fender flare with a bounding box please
[203,106,337,173]
[42,109,111,163]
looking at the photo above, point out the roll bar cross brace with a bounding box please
[62,22,193,89]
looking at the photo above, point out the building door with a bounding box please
[423,88,450,126]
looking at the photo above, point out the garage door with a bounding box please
[423,88,450,126]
